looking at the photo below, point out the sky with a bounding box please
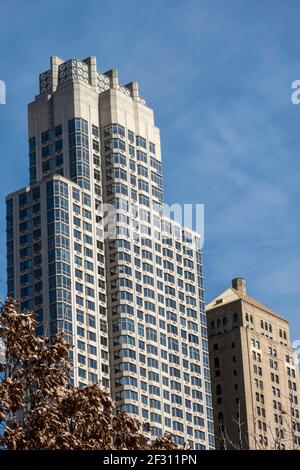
[0,0,300,340]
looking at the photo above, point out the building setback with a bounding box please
[6,56,214,449]
[206,278,300,450]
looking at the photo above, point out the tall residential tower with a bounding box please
[6,56,214,449]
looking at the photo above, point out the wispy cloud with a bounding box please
[0,0,299,338]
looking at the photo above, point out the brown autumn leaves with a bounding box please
[0,298,177,450]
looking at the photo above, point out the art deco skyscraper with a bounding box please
[6,56,214,449]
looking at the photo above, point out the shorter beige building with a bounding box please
[206,278,300,450]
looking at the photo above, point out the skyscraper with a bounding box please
[6,56,214,449]
[206,278,300,450]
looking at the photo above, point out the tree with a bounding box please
[0,298,177,450]
[216,400,300,450]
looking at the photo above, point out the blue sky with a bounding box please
[0,0,300,340]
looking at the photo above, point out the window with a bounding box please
[149,142,155,154]
[92,125,99,138]
[55,125,62,137]
[104,123,125,138]
[136,135,146,149]
[68,118,88,134]
[128,130,135,143]
[214,357,220,368]
[137,150,147,163]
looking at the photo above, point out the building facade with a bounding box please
[206,278,300,450]
[6,56,214,449]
